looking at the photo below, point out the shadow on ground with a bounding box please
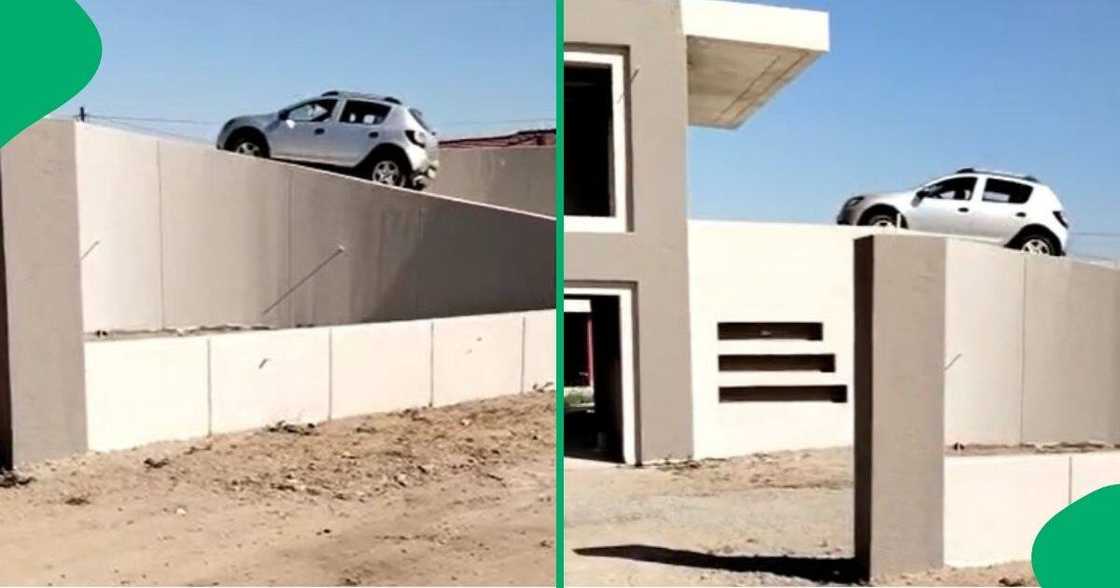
[573,544,862,585]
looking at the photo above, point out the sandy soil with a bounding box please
[0,391,556,586]
[565,448,1036,587]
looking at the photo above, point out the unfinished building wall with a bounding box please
[688,221,873,457]
[72,123,554,333]
[431,146,555,216]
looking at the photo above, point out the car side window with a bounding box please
[924,177,976,201]
[339,100,392,126]
[287,99,337,123]
[982,178,1033,204]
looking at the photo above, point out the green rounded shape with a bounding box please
[1032,484,1120,586]
[0,0,102,148]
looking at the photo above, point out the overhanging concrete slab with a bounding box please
[681,0,829,128]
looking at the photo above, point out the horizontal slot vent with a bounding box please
[719,385,847,403]
[719,354,835,372]
[718,322,822,341]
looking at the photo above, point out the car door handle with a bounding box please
[958,207,969,213]
[368,131,379,139]
[1015,212,1026,218]
[314,128,325,135]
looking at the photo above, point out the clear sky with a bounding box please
[689,0,1120,259]
[56,0,555,141]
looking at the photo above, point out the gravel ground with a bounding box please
[0,391,556,586]
[565,448,1037,586]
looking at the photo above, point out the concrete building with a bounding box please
[563,0,829,463]
[1,120,554,468]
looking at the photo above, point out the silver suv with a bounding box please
[837,168,1069,256]
[216,91,438,190]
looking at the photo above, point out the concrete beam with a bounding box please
[854,234,946,578]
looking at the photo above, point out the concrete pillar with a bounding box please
[853,234,946,579]
[0,120,88,468]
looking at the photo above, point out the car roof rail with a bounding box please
[383,96,401,105]
[955,167,1039,183]
[321,90,340,96]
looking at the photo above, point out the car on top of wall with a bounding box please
[836,168,1070,256]
[216,91,439,190]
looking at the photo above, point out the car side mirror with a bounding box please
[277,109,289,121]
[916,188,930,199]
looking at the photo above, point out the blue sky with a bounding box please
[689,0,1120,258]
[56,0,555,141]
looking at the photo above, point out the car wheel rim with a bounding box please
[235,142,261,157]
[872,217,896,228]
[1022,238,1051,255]
[372,161,401,185]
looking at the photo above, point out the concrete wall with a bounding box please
[853,234,947,579]
[73,122,554,333]
[688,221,872,457]
[0,120,89,467]
[83,310,552,452]
[431,146,555,217]
[944,451,1120,566]
[565,0,696,462]
[943,239,1120,445]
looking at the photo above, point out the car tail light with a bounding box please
[1054,211,1069,228]
[406,130,428,147]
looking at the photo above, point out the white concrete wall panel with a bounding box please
[330,320,432,419]
[432,313,524,406]
[158,143,292,329]
[430,147,555,216]
[943,454,1070,567]
[1070,452,1120,501]
[208,328,330,434]
[1021,257,1120,443]
[522,310,556,391]
[84,337,209,452]
[687,221,872,457]
[75,124,163,332]
[943,240,1025,445]
[413,198,554,319]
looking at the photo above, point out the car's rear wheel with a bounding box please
[369,156,408,187]
[1015,232,1060,256]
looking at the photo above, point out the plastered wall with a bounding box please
[944,452,1120,566]
[687,221,873,457]
[73,123,554,333]
[84,310,554,452]
[431,146,555,216]
[944,239,1120,445]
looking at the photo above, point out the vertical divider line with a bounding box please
[156,142,166,329]
[327,328,334,421]
[1019,255,1028,443]
[429,320,436,407]
[520,315,528,393]
[205,337,213,436]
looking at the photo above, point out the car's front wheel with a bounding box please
[225,131,269,159]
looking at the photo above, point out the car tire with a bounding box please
[1011,231,1060,256]
[862,211,905,229]
[368,155,409,187]
[227,134,269,158]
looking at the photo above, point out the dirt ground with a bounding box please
[565,448,1037,587]
[0,391,556,586]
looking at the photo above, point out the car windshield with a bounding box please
[409,108,433,132]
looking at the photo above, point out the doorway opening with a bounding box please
[564,287,635,464]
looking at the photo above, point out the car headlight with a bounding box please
[843,196,865,209]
